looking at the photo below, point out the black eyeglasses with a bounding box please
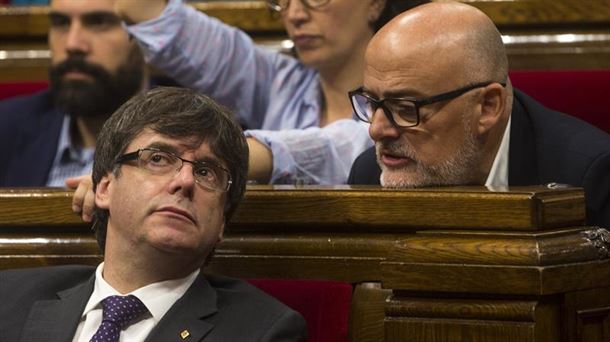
[266,0,331,12]
[349,82,505,128]
[115,148,232,192]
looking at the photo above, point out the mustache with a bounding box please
[376,140,417,160]
[50,56,111,81]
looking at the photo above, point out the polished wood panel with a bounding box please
[1,186,609,341]
[385,296,560,342]
[0,186,586,229]
[349,282,391,342]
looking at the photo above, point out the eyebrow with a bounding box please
[48,11,121,24]
[144,142,226,168]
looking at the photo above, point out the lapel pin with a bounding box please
[180,330,190,339]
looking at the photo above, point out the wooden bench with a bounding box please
[1,0,610,82]
[1,185,609,341]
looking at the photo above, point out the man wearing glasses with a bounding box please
[0,87,306,341]
[348,2,610,228]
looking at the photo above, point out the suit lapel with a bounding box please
[145,273,217,342]
[508,90,540,185]
[5,96,64,186]
[19,275,94,342]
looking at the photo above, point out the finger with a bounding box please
[81,187,96,223]
[65,176,82,189]
[71,182,87,214]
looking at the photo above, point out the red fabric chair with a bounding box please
[0,81,48,100]
[509,70,610,134]
[248,279,352,342]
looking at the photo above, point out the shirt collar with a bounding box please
[82,262,200,323]
[54,115,94,166]
[485,115,511,188]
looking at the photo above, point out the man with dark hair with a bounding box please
[0,87,307,341]
[0,0,148,187]
[348,1,610,227]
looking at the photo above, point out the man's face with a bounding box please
[363,42,484,187]
[48,0,144,118]
[96,130,227,262]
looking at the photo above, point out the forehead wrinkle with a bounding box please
[364,51,440,98]
[50,0,115,15]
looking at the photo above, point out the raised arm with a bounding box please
[114,0,167,24]
[119,0,296,129]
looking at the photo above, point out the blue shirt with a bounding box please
[46,115,94,187]
[126,0,372,184]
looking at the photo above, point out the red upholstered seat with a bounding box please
[248,279,352,342]
[509,70,610,134]
[0,81,48,100]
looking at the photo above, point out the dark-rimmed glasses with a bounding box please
[349,82,506,128]
[266,0,331,12]
[115,148,232,192]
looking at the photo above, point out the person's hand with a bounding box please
[114,0,168,25]
[65,175,95,222]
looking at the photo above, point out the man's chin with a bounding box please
[380,169,422,188]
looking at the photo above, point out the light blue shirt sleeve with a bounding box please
[246,120,373,184]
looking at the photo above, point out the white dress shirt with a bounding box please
[72,263,199,342]
[485,116,512,188]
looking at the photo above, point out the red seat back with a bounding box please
[248,279,352,342]
[509,70,610,133]
[0,81,48,100]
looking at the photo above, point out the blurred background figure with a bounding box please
[0,0,149,187]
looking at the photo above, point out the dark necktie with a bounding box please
[89,295,148,342]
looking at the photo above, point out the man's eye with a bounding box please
[82,14,121,30]
[49,14,70,28]
[148,153,172,166]
[196,167,216,180]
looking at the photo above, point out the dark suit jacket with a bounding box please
[348,89,610,228]
[0,265,307,342]
[0,90,64,186]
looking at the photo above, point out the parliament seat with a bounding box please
[0,81,47,100]
[509,70,610,134]
[248,279,352,342]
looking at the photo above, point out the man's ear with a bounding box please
[477,83,507,135]
[369,0,386,24]
[95,174,113,210]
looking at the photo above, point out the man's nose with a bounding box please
[168,163,196,197]
[65,22,91,55]
[369,107,401,142]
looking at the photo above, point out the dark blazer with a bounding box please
[348,89,610,228]
[0,265,307,342]
[0,90,64,186]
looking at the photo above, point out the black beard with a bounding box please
[49,54,144,120]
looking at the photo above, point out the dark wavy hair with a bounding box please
[91,86,248,251]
